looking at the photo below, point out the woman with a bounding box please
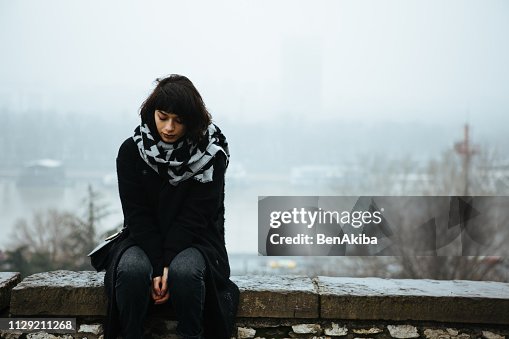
[103,74,239,339]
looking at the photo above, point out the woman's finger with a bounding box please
[154,291,170,305]
[151,287,160,301]
[160,267,169,295]
[152,276,161,295]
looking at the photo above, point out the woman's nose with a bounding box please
[164,121,175,132]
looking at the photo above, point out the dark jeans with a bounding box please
[115,246,206,339]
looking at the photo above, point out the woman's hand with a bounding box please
[152,266,170,304]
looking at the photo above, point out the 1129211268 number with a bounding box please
[0,318,76,333]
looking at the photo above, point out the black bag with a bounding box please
[87,227,128,272]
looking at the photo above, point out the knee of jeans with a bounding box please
[117,246,153,283]
[168,248,205,284]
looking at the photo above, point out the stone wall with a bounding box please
[0,271,508,339]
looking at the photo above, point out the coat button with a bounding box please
[215,259,219,266]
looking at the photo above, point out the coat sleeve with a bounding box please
[161,152,227,268]
[117,138,164,278]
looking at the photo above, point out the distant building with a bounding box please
[17,159,66,187]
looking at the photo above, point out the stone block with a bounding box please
[238,326,256,338]
[0,272,21,311]
[292,323,321,334]
[446,328,459,336]
[324,322,347,336]
[482,331,505,339]
[232,275,319,318]
[10,271,106,316]
[0,330,23,339]
[423,328,451,339]
[387,325,419,338]
[352,327,383,334]
[26,334,73,339]
[316,276,509,325]
[78,324,102,335]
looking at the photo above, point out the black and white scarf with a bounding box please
[132,122,229,186]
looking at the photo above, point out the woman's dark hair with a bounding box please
[139,74,212,143]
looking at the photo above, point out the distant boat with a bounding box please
[16,159,67,187]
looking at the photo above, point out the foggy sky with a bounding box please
[1,0,508,128]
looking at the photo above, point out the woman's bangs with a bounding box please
[154,90,178,114]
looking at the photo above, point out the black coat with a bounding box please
[104,137,239,339]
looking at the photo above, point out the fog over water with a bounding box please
[1,0,508,258]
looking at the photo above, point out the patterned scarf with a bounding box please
[132,122,229,186]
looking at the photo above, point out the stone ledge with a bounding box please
[316,276,509,325]
[232,275,319,318]
[10,271,106,316]
[9,272,319,319]
[0,272,21,311]
[6,271,509,326]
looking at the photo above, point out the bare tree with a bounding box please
[4,184,112,276]
[351,145,509,282]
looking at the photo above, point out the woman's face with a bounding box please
[154,110,186,143]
